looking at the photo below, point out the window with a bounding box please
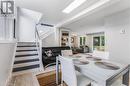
[80,36,86,46]
[93,35,105,51]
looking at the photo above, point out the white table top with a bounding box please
[62,54,129,85]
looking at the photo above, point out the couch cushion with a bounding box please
[45,50,53,57]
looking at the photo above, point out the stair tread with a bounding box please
[18,42,36,43]
[14,58,40,64]
[16,47,37,50]
[13,64,40,72]
[13,61,40,68]
[15,56,39,61]
[16,49,37,52]
[17,45,37,47]
[15,54,38,57]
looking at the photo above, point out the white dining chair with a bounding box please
[61,50,73,56]
[93,50,109,60]
[59,56,91,86]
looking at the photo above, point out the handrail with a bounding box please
[35,26,40,40]
[35,23,54,72]
[35,24,43,73]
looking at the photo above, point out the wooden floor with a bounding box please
[8,73,39,86]
[37,70,62,86]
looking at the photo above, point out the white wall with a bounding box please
[17,7,42,42]
[71,9,130,64]
[0,41,16,86]
[105,9,130,64]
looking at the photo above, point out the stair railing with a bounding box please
[35,23,54,73]
[35,24,44,73]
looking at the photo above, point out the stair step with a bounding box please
[17,42,36,45]
[16,51,38,55]
[17,47,37,50]
[13,64,40,72]
[18,42,36,43]
[15,56,39,61]
[13,61,40,68]
[17,45,37,47]
[14,58,39,64]
[17,43,37,46]
[13,42,41,74]
[16,49,37,52]
[15,54,38,57]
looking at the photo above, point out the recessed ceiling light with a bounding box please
[62,0,87,14]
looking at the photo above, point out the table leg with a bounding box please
[56,57,59,85]
[122,70,129,86]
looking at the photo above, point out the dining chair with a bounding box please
[93,50,109,60]
[61,50,73,56]
[59,56,91,86]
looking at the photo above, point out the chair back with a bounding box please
[93,50,109,60]
[61,50,73,56]
[59,56,77,86]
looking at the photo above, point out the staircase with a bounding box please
[37,25,55,40]
[13,42,42,75]
[40,29,54,39]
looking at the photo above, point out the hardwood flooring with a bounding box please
[8,73,39,86]
[37,70,62,86]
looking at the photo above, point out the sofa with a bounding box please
[42,46,70,68]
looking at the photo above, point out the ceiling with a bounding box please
[62,0,130,29]
[15,0,101,25]
[15,0,130,27]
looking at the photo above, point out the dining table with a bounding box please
[56,53,130,86]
